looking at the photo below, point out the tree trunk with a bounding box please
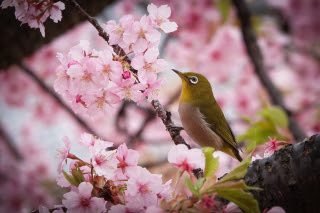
[245,134,320,212]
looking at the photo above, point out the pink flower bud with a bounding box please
[123,71,131,79]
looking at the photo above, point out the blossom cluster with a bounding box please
[54,132,206,212]
[54,4,177,117]
[1,0,65,37]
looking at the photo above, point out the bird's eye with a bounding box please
[189,76,198,84]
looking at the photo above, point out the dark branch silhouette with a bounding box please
[0,125,22,160]
[0,0,116,69]
[232,0,306,142]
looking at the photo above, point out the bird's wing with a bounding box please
[199,103,239,151]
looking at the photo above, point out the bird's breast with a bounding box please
[178,103,224,149]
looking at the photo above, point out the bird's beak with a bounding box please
[172,69,188,81]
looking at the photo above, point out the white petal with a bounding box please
[144,48,159,63]
[160,21,178,33]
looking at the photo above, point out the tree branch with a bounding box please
[67,0,109,42]
[151,100,190,149]
[232,0,306,142]
[0,125,22,160]
[0,0,116,69]
[18,63,102,139]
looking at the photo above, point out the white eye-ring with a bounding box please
[189,76,198,84]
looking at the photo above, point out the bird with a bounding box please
[172,69,242,162]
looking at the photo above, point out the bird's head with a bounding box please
[172,69,214,105]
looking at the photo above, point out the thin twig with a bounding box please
[232,0,306,141]
[67,0,109,42]
[0,125,22,160]
[18,63,103,139]
[151,100,190,149]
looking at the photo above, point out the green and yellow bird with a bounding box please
[173,69,242,162]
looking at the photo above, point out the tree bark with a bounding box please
[245,134,320,212]
[0,0,115,69]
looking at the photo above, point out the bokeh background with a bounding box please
[0,0,319,212]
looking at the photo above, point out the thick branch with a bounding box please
[0,0,115,69]
[232,0,306,142]
[245,134,320,212]
[19,63,102,139]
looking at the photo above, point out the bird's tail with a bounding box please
[222,146,243,162]
[233,149,243,162]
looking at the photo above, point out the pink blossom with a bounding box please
[113,77,147,102]
[49,2,65,23]
[131,15,161,53]
[157,180,172,201]
[82,90,121,117]
[79,133,114,155]
[91,140,117,179]
[224,202,242,213]
[146,205,163,213]
[138,78,165,103]
[126,167,164,208]
[251,154,263,162]
[147,3,178,33]
[264,206,285,213]
[168,144,205,175]
[79,133,96,148]
[1,0,65,37]
[96,49,123,86]
[131,48,168,84]
[57,136,72,173]
[264,136,287,157]
[56,172,71,188]
[105,15,135,49]
[69,40,93,62]
[116,143,139,175]
[62,182,106,213]
[109,203,143,213]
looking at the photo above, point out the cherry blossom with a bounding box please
[62,182,106,213]
[115,143,139,175]
[168,144,205,176]
[147,3,178,33]
[131,48,168,84]
[131,15,161,53]
[105,14,135,49]
[96,49,123,86]
[1,0,65,37]
[57,136,72,173]
[91,140,117,179]
[112,77,147,102]
[264,136,287,157]
[126,167,164,208]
